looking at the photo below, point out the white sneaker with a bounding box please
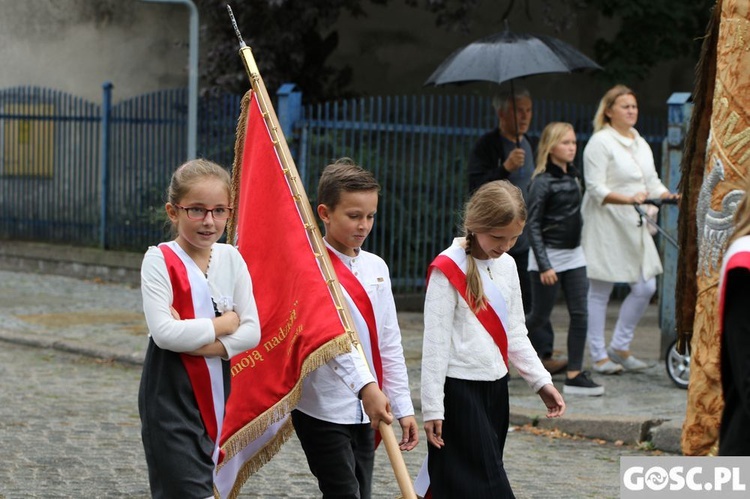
[592,359,624,375]
[607,347,650,371]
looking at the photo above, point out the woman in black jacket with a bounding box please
[525,122,603,396]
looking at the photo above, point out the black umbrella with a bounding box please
[424,24,601,87]
[424,24,601,145]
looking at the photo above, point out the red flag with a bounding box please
[213,89,352,497]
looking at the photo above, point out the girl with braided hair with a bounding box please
[420,180,565,498]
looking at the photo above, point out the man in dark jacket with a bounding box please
[467,89,566,374]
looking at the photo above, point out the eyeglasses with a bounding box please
[174,205,233,221]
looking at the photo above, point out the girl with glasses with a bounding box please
[138,159,261,498]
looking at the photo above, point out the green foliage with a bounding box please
[109,184,170,251]
[195,0,713,102]
[636,440,656,452]
[420,0,714,83]
[195,0,386,103]
[584,0,714,83]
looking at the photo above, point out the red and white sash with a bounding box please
[415,243,512,498]
[327,247,385,449]
[427,243,510,366]
[158,242,226,467]
[327,247,383,386]
[719,236,750,332]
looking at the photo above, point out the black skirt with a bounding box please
[428,375,514,499]
[138,338,230,499]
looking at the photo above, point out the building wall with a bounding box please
[0,0,189,103]
[0,0,697,116]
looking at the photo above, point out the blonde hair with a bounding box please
[533,122,575,179]
[166,159,231,235]
[593,84,636,132]
[461,180,526,312]
[167,158,231,205]
[729,176,750,246]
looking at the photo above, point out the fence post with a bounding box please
[659,92,692,356]
[100,81,113,249]
[276,83,302,152]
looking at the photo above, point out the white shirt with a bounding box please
[295,243,415,424]
[421,239,552,422]
[581,125,669,282]
[528,246,586,273]
[140,242,261,359]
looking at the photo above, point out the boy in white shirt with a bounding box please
[291,158,418,498]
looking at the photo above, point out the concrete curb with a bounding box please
[649,418,684,454]
[510,407,683,454]
[0,327,683,454]
[0,330,144,366]
[0,241,425,311]
[0,241,142,287]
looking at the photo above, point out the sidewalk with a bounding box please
[0,246,688,454]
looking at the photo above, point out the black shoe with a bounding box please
[563,371,604,396]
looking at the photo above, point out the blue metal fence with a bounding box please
[0,86,101,244]
[0,84,665,292]
[0,85,242,251]
[293,93,666,291]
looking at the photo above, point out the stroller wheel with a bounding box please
[665,339,690,389]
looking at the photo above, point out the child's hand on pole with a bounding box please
[359,382,393,429]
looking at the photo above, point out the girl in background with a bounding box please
[525,122,602,396]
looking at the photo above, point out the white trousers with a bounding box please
[587,276,656,362]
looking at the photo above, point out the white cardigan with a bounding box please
[581,125,669,282]
[421,239,552,422]
[140,242,261,359]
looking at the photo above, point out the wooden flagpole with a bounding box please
[227,7,417,499]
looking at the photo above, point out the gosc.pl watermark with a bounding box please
[621,457,749,497]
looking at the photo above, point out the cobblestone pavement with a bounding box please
[0,269,684,497]
[0,342,669,498]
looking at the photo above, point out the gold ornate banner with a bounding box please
[683,0,750,456]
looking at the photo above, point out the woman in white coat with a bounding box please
[581,85,679,374]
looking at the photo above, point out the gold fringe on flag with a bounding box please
[221,21,417,496]
[220,88,354,479]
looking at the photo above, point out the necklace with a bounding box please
[204,248,213,278]
[486,265,493,280]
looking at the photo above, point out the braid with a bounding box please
[460,180,524,312]
[464,232,473,254]
[463,233,487,312]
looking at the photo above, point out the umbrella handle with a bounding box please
[509,80,521,148]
